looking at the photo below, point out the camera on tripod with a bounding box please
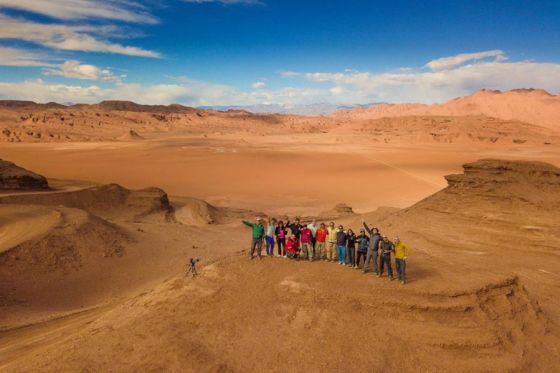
[185,257,200,278]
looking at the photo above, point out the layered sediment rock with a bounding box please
[0,159,49,190]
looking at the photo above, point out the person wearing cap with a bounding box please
[326,221,338,261]
[314,223,328,260]
[394,236,410,284]
[362,218,382,274]
[242,217,265,259]
[378,235,395,279]
[265,217,278,257]
[336,225,347,265]
[355,229,369,269]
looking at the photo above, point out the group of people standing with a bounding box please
[242,217,411,284]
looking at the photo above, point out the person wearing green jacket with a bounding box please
[243,217,265,259]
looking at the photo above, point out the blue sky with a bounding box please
[0,0,559,106]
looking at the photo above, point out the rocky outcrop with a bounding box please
[318,203,355,219]
[443,160,560,211]
[445,159,560,189]
[0,159,49,190]
[0,183,172,221]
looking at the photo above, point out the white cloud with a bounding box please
[0,14,161,57]
[1,51,560,107]
[252,81,266,89]
[0,79,188,105]
[282,58,560,104]
[42,60,121,83]
[0,0,157,23]
[280,71,302,78]
[426,50,505,71]
[0,46,53,67]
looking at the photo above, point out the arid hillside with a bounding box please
[334,89,560,131]
[0,100,332,143]
[1,94,559,148]
[1,159,559,372]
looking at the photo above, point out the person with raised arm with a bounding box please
[362,218,382,274]
[242,217,265,260]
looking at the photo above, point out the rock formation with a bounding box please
[0,159,49,190]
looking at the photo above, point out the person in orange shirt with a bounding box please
[314,223,328,260]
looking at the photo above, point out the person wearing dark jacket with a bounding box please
[362,219,382,274]
[243,217,265,259]
[355,229,369,269]
[378,235,395,280]
[286,218,303,239]
[275,220,288,257]
[346,229,357,268]
[336,225,347,265]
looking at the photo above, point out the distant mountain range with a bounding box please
[332,88,560,131]
[199,103,376,116]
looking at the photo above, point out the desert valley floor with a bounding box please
[1,92,560,372]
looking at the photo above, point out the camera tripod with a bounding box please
[185,258,199,278]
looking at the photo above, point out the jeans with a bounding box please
[396,258,407,282]
[346,245,355,266]
[337,245,346,264]
[265,236,275,256]
[355,250,366,268]
[277,238,286,256]
[363,250,378,273]
[250,237,264,258]
[379,254,393,277]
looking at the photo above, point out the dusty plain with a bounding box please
[0,90,560,372]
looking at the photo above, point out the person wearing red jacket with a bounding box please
[286,234,300,259]
[300,225,314,261]
[314,223,328,260]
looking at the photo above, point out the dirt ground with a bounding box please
[1,100,560,371]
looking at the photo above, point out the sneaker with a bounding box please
[389,276,394,281]
[376,273,381,277]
